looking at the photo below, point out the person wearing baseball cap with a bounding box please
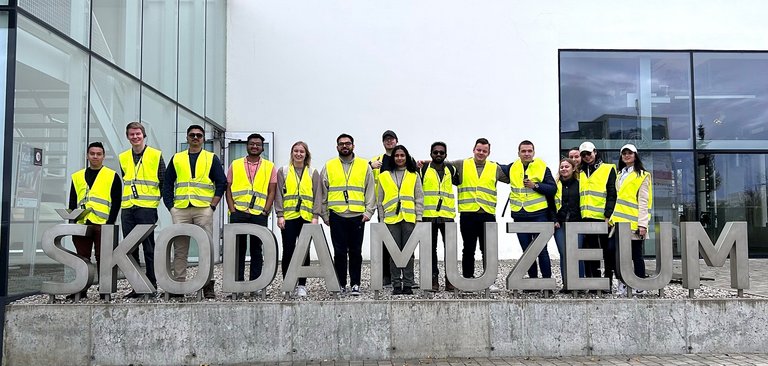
[610,144,652,296]
[578,141,617,292]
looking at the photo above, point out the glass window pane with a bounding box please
[178,0,205,114]
[698,153,768,256]
[694,53,768,150]
[9,16,89,295]
[560,52,693,150]
[18,0,91,46]
[142,0,177,98]
[91,0,142,76]
[88,57,140,177]
[140,87,177,231]
[0,12,9,225]
[205,0,226,125]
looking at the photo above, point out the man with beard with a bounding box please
[163,125,227,299]
[321,133,376,296]
[420,141,458,291]
[578,141,617,288]
[225,133,277,296]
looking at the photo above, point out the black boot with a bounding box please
[203,280,216,299]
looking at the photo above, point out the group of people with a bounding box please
[69,123,652,300]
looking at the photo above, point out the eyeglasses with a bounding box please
[248,142,263,147]
[337,141,353,147]
[431,150,446,155]
[188,133,204,139]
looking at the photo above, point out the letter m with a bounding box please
[681,221,749,290]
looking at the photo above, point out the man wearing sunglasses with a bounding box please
[578,141,617,287]
[163,124,227,299]
[420,141,459,291]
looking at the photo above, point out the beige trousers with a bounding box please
[169,206,214,281]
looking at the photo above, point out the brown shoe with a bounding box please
[203,280,216,299]
[432,277,440,291]
[445,277,456,292]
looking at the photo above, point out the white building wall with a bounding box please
[226,0,768,260]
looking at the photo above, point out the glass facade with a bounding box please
[3,2,226,296]
[560,51,768,257]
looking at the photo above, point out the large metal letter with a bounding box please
[445,222,499,291]
[563,222,611,291]
[681,221,749,290]
[221,224,278,293]
[155,224,213,294]
[280,224,340,292]
[506,222,558,290]
[615,222,673,291]
[54,208,92,222]
[99,224,156,295]
[370,222,432,291]
[41,224,95,295]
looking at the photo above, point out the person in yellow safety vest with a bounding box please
[224,133,277,296]
[577,141,617,287]
[505,140,557,282]
[162,124,227,299]
[447,138,509,288]
[369,130,400,288]
[320,133,376,296]
[609,144,652,297]
[275,141,323,298]
[119,122,166,298]
[377,145,424,296]
[67,142,122,300]
[420,141,459,292]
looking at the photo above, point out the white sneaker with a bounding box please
[488,284,501,293]
[616,282,627,296]
[296,285,308,298]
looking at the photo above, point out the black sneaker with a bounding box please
[402,286,414,295]
[392,286,403,296]
[124,291,141,299]
[350,285,361,296]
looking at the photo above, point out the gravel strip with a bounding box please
[13,260,748,305]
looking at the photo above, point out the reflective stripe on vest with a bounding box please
[555,180,562,212]
[457,159,498,214]
[579,163,616,220]
[283,164,314,221]
[609,170,653,231]
[372,154,384,202]
[173,150,215,208]
[72,167,116,224]
[380,170,417,224]
[231,157,273,215]
[508,158,548,213]
[326,157,368,213]
[422,165,456,219]
[119,146,162,209]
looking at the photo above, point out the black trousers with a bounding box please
[459,212,495,278]
[424,217,453,278]
[121,207,158,287]
[281,218,311,286]
[582,218,612,279]
[230,210,269,281]
[329,212,365,287]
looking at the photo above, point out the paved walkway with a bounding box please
[261,354,768,365]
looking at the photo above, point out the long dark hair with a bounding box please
[385,145,417,173]
[618,151,646,176]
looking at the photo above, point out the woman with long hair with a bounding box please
[610,144,652,296]
[376,145,423,295]
[552,157,584,292]
[275,141,323,298]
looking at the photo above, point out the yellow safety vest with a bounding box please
[609,170,653,231]
[457,159,498,214]
[372,154,385,201]
[326,157,368,213]
[230,157,274,215]
[579,163,616,220]
[72,167,116,224]
[119,146,162,209]
[555,180,562,212]
[508,158,548,213]
[379,170,417,224]
[173,150,216,208]
[422,165,456,219]
[283,164,314,221]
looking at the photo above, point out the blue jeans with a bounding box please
[554,224,585,287]
[514,213,552,278]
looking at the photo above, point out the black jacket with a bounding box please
[554,176,581,224]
